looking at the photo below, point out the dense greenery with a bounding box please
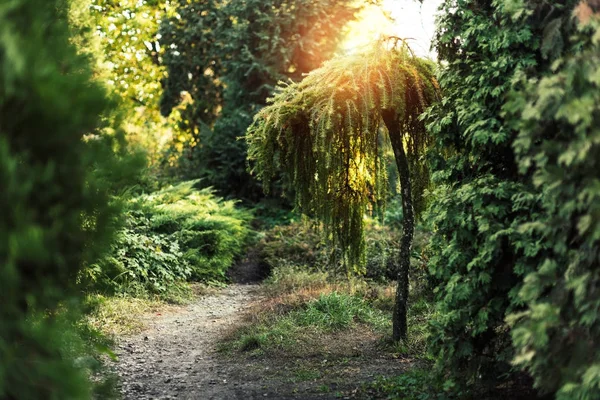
[6,0,600,397]
[0,0,119,397]
[425,0,600,398]
[505,13,600,399]
[159,0,365,198]
[85,181,252,294]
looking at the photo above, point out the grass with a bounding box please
[229,291,390,355]
[221,265,434,360]
[85,294,166,337]
[84,283,213,337]
[292,367,322,382]
[363,368,445,400]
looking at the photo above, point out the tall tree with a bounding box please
[246,42,439,340]
[89,0,180,167]
[159,0,367,198]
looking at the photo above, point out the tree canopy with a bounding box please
[247,41,437,267]
[159,0,367,197]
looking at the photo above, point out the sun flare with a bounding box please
[340,0,441,58]
[341,5,396,53]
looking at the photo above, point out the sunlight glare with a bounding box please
[340,0,442,58]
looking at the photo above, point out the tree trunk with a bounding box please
[382,110,414,342]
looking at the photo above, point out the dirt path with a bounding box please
[116,284,267,400]
[115,255,414,399]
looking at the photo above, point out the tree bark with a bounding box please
[382,110,414,342]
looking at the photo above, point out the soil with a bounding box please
[114,258,412,399]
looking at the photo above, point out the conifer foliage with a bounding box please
[0,0,116,397]
[246,42,439,340]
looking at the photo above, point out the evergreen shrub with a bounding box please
[0,0,119,397]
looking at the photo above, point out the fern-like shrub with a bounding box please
[85,181,253,294]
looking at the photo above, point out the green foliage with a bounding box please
[229,292,388,353]
[257,218,425,282]
[0,0,120,397]
[86,181,253,294]
[503,16,600,399]
[424,0,588,394]
[159,0,364,198]
[89,0,184,167]
[247,43,438,270]
[86,210,192,295]
[366,369,454,400]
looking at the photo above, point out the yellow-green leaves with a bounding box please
[246,41,437,272]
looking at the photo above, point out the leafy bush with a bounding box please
[504,15,600,399]
[424,0,579,392]
[0,0,120,397]
[86,181,253,294]
[85,210,192,295]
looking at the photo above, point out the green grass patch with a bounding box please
[224,292,389,354]
[292,367,322,382]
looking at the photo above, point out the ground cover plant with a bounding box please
[85,181,253,296]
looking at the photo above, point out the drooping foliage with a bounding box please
[424,0,581,393]
[247,42,437,268]
[0,0,119,397]
[504,11,600,399]
[159,0,366,198]
[247,42,438,341]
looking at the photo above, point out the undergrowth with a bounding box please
[229,291,389,355]
[82,181,253,295]
[364,369,452,400]
[222,265,435,359]
[257,215,431,282]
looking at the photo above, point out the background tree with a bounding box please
[159,0,368,199]
[246,42,439,341]
[0,0,120,397]
[89,0,182,168]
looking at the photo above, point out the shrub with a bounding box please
[0,0,119,397]
[86,181,253,294]
[504,14,600,399]
[424,0,578,392]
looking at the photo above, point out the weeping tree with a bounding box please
[246,41,439,340]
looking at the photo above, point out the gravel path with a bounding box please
[116,284,267,400]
